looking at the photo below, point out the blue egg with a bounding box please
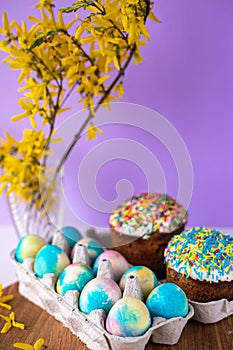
[61,226,82,249]
[34,244,70,278]
[146,283,189,319]
[56,263,94,296]
[79,277,122,314]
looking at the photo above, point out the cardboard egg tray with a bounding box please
[189,298,233,324]
[11,250,194,350]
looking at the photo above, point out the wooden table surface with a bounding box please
[1,283,233,350]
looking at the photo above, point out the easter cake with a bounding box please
[165,227,233,302]
[110,193,188,278]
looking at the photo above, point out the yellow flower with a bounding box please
[0,129,49,203]
[0,311,25,333]
[0,0,156,206]
[14,338,45,350]
[17,130,47,159]
[86,123,103,141]
[34,0,54,9]
[0,12,11,35]
[148,10,162,23]
[0,132,18,153]
[113,82,124,98]
[0,283,14,310]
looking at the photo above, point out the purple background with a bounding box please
[0,0,233,228]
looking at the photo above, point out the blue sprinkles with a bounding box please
[164,227,233,282]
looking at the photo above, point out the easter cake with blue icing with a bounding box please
[165,227,233,302]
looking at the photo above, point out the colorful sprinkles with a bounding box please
[110,193,187,238]
[165,227,233,283]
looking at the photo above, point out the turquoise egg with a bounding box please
[119,266,158,299]
[72,237,104,265]
[56,262,94,296]
[15,234,46,263]
[79,277,122,314]
[61,226,82,249]
[34,244,70,278]
[146,282,189,319]
[93,250,129,281]
[106,296,151,337]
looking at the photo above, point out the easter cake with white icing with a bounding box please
[165,227,233,302]
[110,192,188,278]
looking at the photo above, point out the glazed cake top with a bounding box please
[109,193,187,238]
[164,227,233,283]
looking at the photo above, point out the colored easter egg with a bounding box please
[60,226,82,249]
[146,282,189,319]
[93,250,129,281]
[56,262,94,296]
[119,266,158,299]
[79,277,122,314]
[106,296,151,337]
[34,244,70,278]
[72,237,104,265]
[15,234,46,263]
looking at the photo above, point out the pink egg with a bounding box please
[93,250,130,281]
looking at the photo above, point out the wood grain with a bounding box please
[1,283,233,349]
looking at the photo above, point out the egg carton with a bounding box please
[11,250,194,350]
[189,298,233,324]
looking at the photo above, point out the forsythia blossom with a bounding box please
[0,312,25,334]
[0,0,158,204]
[13,338,45,350]
[86,123,103,140]
[0,284,14,310]
[0,130,49,205]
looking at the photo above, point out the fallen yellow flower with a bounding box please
[0,283,14,310]
[0,311,25,333]
[14,338,45,350]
